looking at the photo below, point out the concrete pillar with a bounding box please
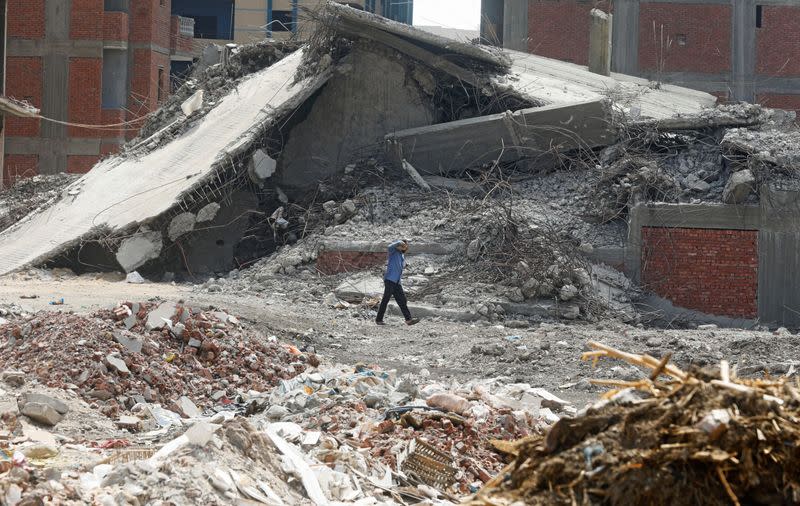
[732,0,756,102]
[589,9,612,77]
[480,0,504,46]
[611,0,639,75]
[0,0,6,183]
[502,0,528,52]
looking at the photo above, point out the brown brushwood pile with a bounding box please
[469,342,800,506]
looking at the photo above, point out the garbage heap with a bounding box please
[469,342,800,506]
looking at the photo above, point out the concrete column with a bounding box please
[0,0,5,182]
[502,0,528,52]
[480,0,504,46]
[589,9,612,76]
[611,0,639,75]
[732,0,756,102]
[40,0,71,174]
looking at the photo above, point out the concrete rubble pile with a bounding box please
[0,300,582,505]
[0,302,318,418]
[0,174,80,234]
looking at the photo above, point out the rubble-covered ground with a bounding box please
[3,17,800,505]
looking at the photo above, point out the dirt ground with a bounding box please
[2,275,798,409]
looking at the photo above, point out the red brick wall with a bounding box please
[100,143,122,156]
[528,1,611,65]
[7,0,44,39]
[67,155,101,174]
[641,227,758,319]
[317,251,385,275]
[128,49,170,120]
[100,109,127,139]
[638,3,731,73]
[68,58,103,137]
[5,57,42,137]
[756,6,800,77]
[103,12,130,42]
[131,0,172,48]
[70,0,104,40]
[2,155,38,186]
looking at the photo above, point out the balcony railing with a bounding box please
[178,16,195,37]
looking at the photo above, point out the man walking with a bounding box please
[376,239,419,326]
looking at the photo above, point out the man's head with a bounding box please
[398,240,409,253]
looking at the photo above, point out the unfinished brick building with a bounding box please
[481,0,800,114]
[3,0,195,185]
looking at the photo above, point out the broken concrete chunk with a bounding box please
[125,271,146,284]
[20,403,63,426]
[683,173,711,192]
[145,302,177,330]
[559,284,579,301]
[113,330,143,354]
[176,396,201,418]
[168,212,197,241]
[106,354,130,375]
[185,421,219,446]
[116,415,142,430]
[196,202,221,223]
[116,232,163,273]
[322,200,338,215]
[426,392,471,415]
[18,393,69,416]
[248,149,277,183]
[2,370,25,387]
[180,89,204,116]
[573,268,592,288]
[558,304,581,320]
[722,169,755,204]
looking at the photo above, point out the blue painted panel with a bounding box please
[384,0,413,25]
[172,0,234,39]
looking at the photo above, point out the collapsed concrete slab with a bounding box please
[386,100,614,175]
[0,49,330,276]
[0,2,719,277]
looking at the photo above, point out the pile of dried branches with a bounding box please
[470,342,800,506]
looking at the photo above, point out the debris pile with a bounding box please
[0,174,80,232]
[132,40,302,148]
[470,342,800,505]
[0,302,318,419]
[255,363,577,496]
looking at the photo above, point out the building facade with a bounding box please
[171,0,413,46]
[2,0,195,185]
[481,0,800,114]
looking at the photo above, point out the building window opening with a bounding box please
[270,10,293,32]
[756,5,763,28]
[157,68,165,104]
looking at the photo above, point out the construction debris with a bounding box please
[469,342,800,505]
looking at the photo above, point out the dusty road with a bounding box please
[2,275,797,408]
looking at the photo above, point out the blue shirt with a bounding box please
[384,240,405,283]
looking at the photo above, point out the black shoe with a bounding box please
[376,320,386,326]
[405,318,420,326]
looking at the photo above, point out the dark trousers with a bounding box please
[376,280,412,321]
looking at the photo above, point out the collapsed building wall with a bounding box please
[276,44,436,194]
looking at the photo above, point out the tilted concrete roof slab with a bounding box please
[500,51,717,120]
[0,49,330,276]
